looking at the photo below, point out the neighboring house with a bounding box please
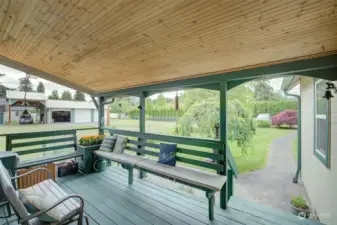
[4,91,107,124]
[0,98,7,125]
[282,76,336,225]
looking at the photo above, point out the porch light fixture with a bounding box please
[323,81,337,100]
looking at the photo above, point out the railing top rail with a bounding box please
[0,127,99,137]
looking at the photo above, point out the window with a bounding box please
[314,79,330,167]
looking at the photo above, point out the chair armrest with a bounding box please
[19,194,84,224]
[11,168,52,180]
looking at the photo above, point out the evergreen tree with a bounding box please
[252,80,279,101]
[18,74,34,92]
[36,81,45,93]
[155,94,167,108]
[61,90,72,100]
[48,90,59,100]
[74,91,85,101]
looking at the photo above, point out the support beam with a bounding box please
[8,104,11,125]
[98,96,105,135]
[91,96,99,110]
[139,92,146,178]
[219,81,228,209]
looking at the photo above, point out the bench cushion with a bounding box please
[113,136,128,153]
[135,159,227,191]
[94,151,145,166]
[99,135,117,152]
[19,179,80,223]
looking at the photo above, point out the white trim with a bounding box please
[315,114,327,119]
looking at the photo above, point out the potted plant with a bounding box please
[77,135,105,173]
[291,195,311,218]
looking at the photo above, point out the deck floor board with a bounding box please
[0,165,322,225]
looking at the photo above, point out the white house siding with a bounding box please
[300,77,337,225]
[74,109,91,123]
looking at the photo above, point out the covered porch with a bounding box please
[0,1,337,224]
[0,165,321,225]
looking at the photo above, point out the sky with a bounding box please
[0,64,286,100]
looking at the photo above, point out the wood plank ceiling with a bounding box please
[0,0,337,93]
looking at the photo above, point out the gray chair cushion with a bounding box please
[94,151,145,166]
[19,179,80,223]
[99,135,117,152]
[113,136,128,154]
[0,161,29,219]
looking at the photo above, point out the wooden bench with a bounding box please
[94,128,238,220]
[5,130,83,169]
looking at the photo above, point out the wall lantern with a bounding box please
[322,81,337,100]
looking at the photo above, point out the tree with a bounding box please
[18,74,34,92]
[155,94,167,108]
[272,110,297,128]
[48,90,59,100]
[74,91,86,101]
[252,80,279,101]
[61,90,72,100]
[178,89,256,155]
[36,81,45,93]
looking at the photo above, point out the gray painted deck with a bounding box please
[0,166,322,225]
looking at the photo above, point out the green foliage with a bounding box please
[61,90,72,100]
[36,81,45,93]
[228,84,254,103]
[74,91,86,101]
[178,90,256,155]
[251,100,297,116]
[48,90,59,100]
[110,97,138,114]
[256,120,271,128]
[155,94,167,108]
[291,196,308,209]
[252,80,281,101]
[18,75,34,92]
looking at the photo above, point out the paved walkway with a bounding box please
[235,131,307,212]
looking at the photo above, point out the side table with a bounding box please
[76,145,101,174]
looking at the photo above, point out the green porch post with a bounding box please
[139,92,146,178]
[98,96,105,135]
[219,81,228,209]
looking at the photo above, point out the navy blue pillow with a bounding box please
[158,143,177,166]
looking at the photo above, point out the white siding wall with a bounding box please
[74,109,91,123]
[94,109,108,124]
[300,77,337,225]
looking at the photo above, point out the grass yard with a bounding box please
[230,128,294,173]
[0,120,293,174]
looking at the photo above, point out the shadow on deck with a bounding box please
[0,166,322,225]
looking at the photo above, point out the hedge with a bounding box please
[251,100,297,116]
[129,108,185,121]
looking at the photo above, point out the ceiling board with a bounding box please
[0,0,336,93]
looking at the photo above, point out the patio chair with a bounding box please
[0,161,85,225]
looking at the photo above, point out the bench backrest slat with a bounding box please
[6,130,77,157]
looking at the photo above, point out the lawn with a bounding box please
[230,128,294,173]
[0,120,293,174]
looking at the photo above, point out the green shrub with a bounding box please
[251,100,297,116]
[291,196,309,209]
[256,120,271,128]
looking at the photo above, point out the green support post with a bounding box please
[139,92,146,178]
[227,169,234,200]
[128,167,133,185]
[98,96,105,135]
[219,81,228,209]
[206,191,215,220]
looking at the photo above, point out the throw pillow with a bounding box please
[99,135,117,152]
[113,135,128,154]
[158,143,177,166]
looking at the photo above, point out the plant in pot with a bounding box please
[77,135,105,173]
[291,195,311,218]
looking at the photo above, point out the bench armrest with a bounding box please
[19,194,84,224]
[11,168,52,181]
